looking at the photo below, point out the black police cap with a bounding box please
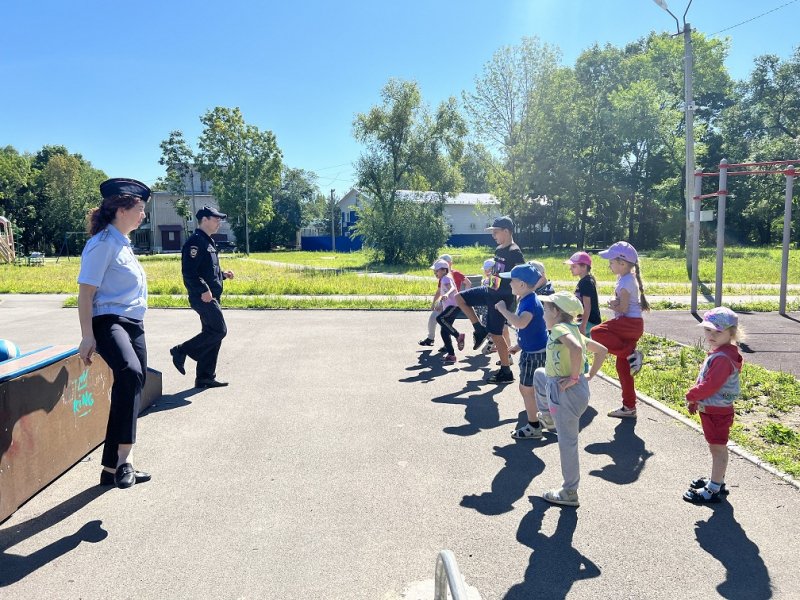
[196,205,227,220]
[99,178,151,201]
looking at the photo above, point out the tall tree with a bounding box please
[197,107,282,252]
[256,167,319,249]
[158,130,196,224]
[352,79,467,264]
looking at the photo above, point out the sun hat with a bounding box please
[431,259,449,271]
[539,291,583,316]
[598,241,638,264]
[699,307,738,331]
[565,251,592,266]
[499,263,541,286]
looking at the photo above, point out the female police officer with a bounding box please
[78,178,152,489]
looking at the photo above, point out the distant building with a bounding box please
[300,188,502,251]
[134,169,236,253]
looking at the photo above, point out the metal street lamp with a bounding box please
[651,0,697,305]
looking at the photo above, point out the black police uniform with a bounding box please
[176,225,228,384]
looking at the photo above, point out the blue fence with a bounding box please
[300,233,495,252]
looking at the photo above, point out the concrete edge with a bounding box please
[596,372,800,491]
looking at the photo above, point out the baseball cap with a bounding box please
[499,263,541,286]
[486,216,514,232]
[565,251,592,266]
[528,260,546,276]
[540,291,583,316]
[598,241,638,264]
[196,205,227,220]
[482,258,496,271]
[439,254,453,264]
[699,307,738,331]
[431,259,449,271]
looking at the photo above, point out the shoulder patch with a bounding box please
[189,246,198,258]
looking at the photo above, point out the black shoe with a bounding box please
[689,477,729,496]
[101,468,151,487]
[683,486,722,504]
[436,346,448,354]
[487,369,515,384]
[472,324,489,350]
[418,337,435,346]
[195,378,229,388]
[170,346,186,375]
[114,463,137,489]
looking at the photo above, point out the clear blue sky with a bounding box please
[2,0,798,196]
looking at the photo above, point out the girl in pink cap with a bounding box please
[590,241,650,418]
[564,251,601,337]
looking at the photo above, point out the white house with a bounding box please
[330,188,503,247]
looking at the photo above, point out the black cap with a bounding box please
[99,178,151,201]
[486,215,514,232]
[196,205,227,220]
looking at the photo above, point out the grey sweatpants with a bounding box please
[533,368,590,491]
[427,309,441,339]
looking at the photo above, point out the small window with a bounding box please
[169,232,175,241]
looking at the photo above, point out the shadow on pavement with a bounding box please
[460,442,547,515]
[432,381,515,437]
[140,387,204,416]
[0,486,110,586]
[694,501,773,600]
[504,498,600,599]
[584,419,654,485]
[398,351,450,383]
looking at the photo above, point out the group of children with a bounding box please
[419,216,744,508]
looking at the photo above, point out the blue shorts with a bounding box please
[458,287,515,335]
[518,350,547,387]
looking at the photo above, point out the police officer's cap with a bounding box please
[196,205,227,220]
[100,178,151,201]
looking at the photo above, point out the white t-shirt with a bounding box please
[614,273,641,318]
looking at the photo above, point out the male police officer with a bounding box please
[170,206,234,388]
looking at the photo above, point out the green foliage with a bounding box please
[352,79,467,264]
[197,107,282,250]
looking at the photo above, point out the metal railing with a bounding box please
[434,549,469,600]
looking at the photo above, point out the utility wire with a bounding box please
[710,0,799,36]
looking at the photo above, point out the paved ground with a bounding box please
[0,296,798,599]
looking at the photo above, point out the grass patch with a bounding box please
[62,295,430,310]
[601,333,800,477]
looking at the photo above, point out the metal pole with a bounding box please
[684,22,696,271]
[330,189,336,252]
[691,169,702,314]
[715,159,727,307]
[434,550,468,600]
[780,166,794,315]
[245,154,250,255]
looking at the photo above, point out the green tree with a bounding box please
[256,167,319,249]
[352,79,467,264]
[158,130,195,225]
[197,107,282,253]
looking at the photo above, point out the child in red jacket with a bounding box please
[683,307,744,504]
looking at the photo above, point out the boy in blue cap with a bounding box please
[494,263,549,436]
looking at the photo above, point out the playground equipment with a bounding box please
[0,216,15,264]
[690,159,797,315]
[434,549,470,600]
[0,345,162,523]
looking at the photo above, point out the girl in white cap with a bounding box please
[430,259,465,363]
[590,241,650,419]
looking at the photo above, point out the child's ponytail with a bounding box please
[634,262,650,312]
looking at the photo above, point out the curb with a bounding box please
[596,372,800,491]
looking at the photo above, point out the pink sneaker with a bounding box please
[457,333,465,351]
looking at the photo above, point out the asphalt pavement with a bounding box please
[0,296,798,599]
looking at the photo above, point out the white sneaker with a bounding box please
[627,350,643,375]
[607,406,637,418]
[537,411,556,432]
[543,488,579,507]
[481,340,496,355]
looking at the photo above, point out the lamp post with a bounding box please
[652,0,695,270]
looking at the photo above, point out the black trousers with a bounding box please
[92,315,147,469]
[436,305,462,354]
[180,296,227,380]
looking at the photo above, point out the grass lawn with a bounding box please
[601,333,800,478]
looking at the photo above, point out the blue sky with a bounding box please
[2,1,798,196]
